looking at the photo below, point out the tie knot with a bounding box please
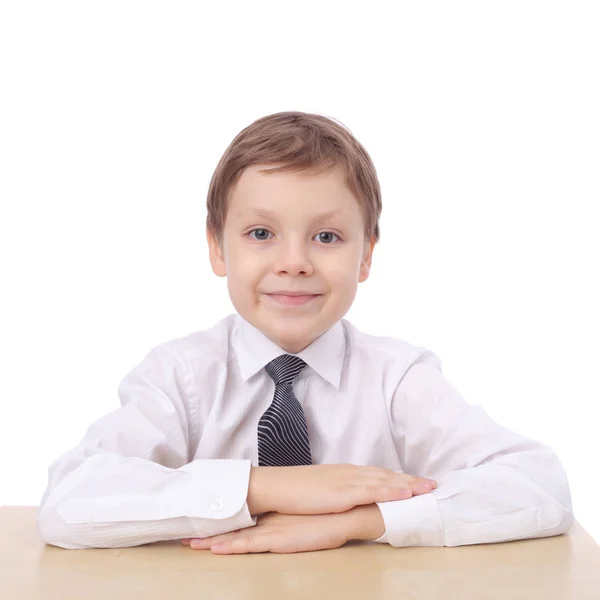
[265,354,307,385]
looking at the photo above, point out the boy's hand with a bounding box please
[246,464,436,516]
[181,506,384,554]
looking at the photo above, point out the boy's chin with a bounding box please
[251,317,320,348]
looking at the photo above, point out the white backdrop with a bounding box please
[1,1,598,544]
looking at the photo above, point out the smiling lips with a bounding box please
[266,292,322,306]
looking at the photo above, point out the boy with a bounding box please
[37,111,572,553]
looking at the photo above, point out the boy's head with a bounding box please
[206,111,382,353]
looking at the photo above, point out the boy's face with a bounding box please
[207,163,376,353]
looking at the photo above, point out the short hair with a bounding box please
[206,111,382,246]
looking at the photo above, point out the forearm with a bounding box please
[439,460,572,546]
[38,454,255,548]
[391,362,573,548]
[376,459,572,548]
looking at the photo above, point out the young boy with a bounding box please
[37,111,572,553]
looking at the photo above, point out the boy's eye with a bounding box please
[248,228,272,241]
[314,231,339,244]
[247,229,340,243]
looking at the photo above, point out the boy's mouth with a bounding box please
[265,292,322,306]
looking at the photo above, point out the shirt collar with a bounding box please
[232,313,346,390]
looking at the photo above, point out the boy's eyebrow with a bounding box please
[237,207,345,221]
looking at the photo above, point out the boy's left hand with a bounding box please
[181,506,384,554]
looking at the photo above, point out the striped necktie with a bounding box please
[257,354,312,467]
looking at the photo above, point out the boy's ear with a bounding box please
[358,236,376,283]
[207,228,227,277]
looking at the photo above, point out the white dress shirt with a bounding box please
[37,313,573,549]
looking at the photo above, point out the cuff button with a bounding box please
[210,497,225,512]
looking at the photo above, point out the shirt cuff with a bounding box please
[182,458,257,534]
[57,458,255,531]
[373,491,444,547]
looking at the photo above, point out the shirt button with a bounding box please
[210,497,225,512]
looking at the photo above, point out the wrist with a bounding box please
[345,504,386,541]
[247,467,270,515]
[248,466,286,515]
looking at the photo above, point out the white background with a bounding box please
[1,2,598,544]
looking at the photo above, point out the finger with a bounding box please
[382,470,435,484]
[393,476,436,491]
[189,530,243,550]
[360,474,430,493]
[181,538,191,545]
[411,480,437,494]
[362,471,430,490]
[352,484,416,506]
[355,466,399,477]
[353,467,411,482]
[212,534,272,555]
[365,472,419,485]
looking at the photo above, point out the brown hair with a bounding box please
[206,111,382,245]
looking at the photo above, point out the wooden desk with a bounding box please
[1,506,599,599]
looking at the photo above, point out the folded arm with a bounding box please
[37,345,255,549]
[373,358,573,547]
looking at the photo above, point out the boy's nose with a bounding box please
[273,243,314,276]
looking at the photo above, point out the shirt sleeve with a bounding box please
[37,344,256,549]
[373,356,573,547]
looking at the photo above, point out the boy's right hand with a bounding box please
[246,464,437,516]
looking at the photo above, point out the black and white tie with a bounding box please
[257,354,312,467]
